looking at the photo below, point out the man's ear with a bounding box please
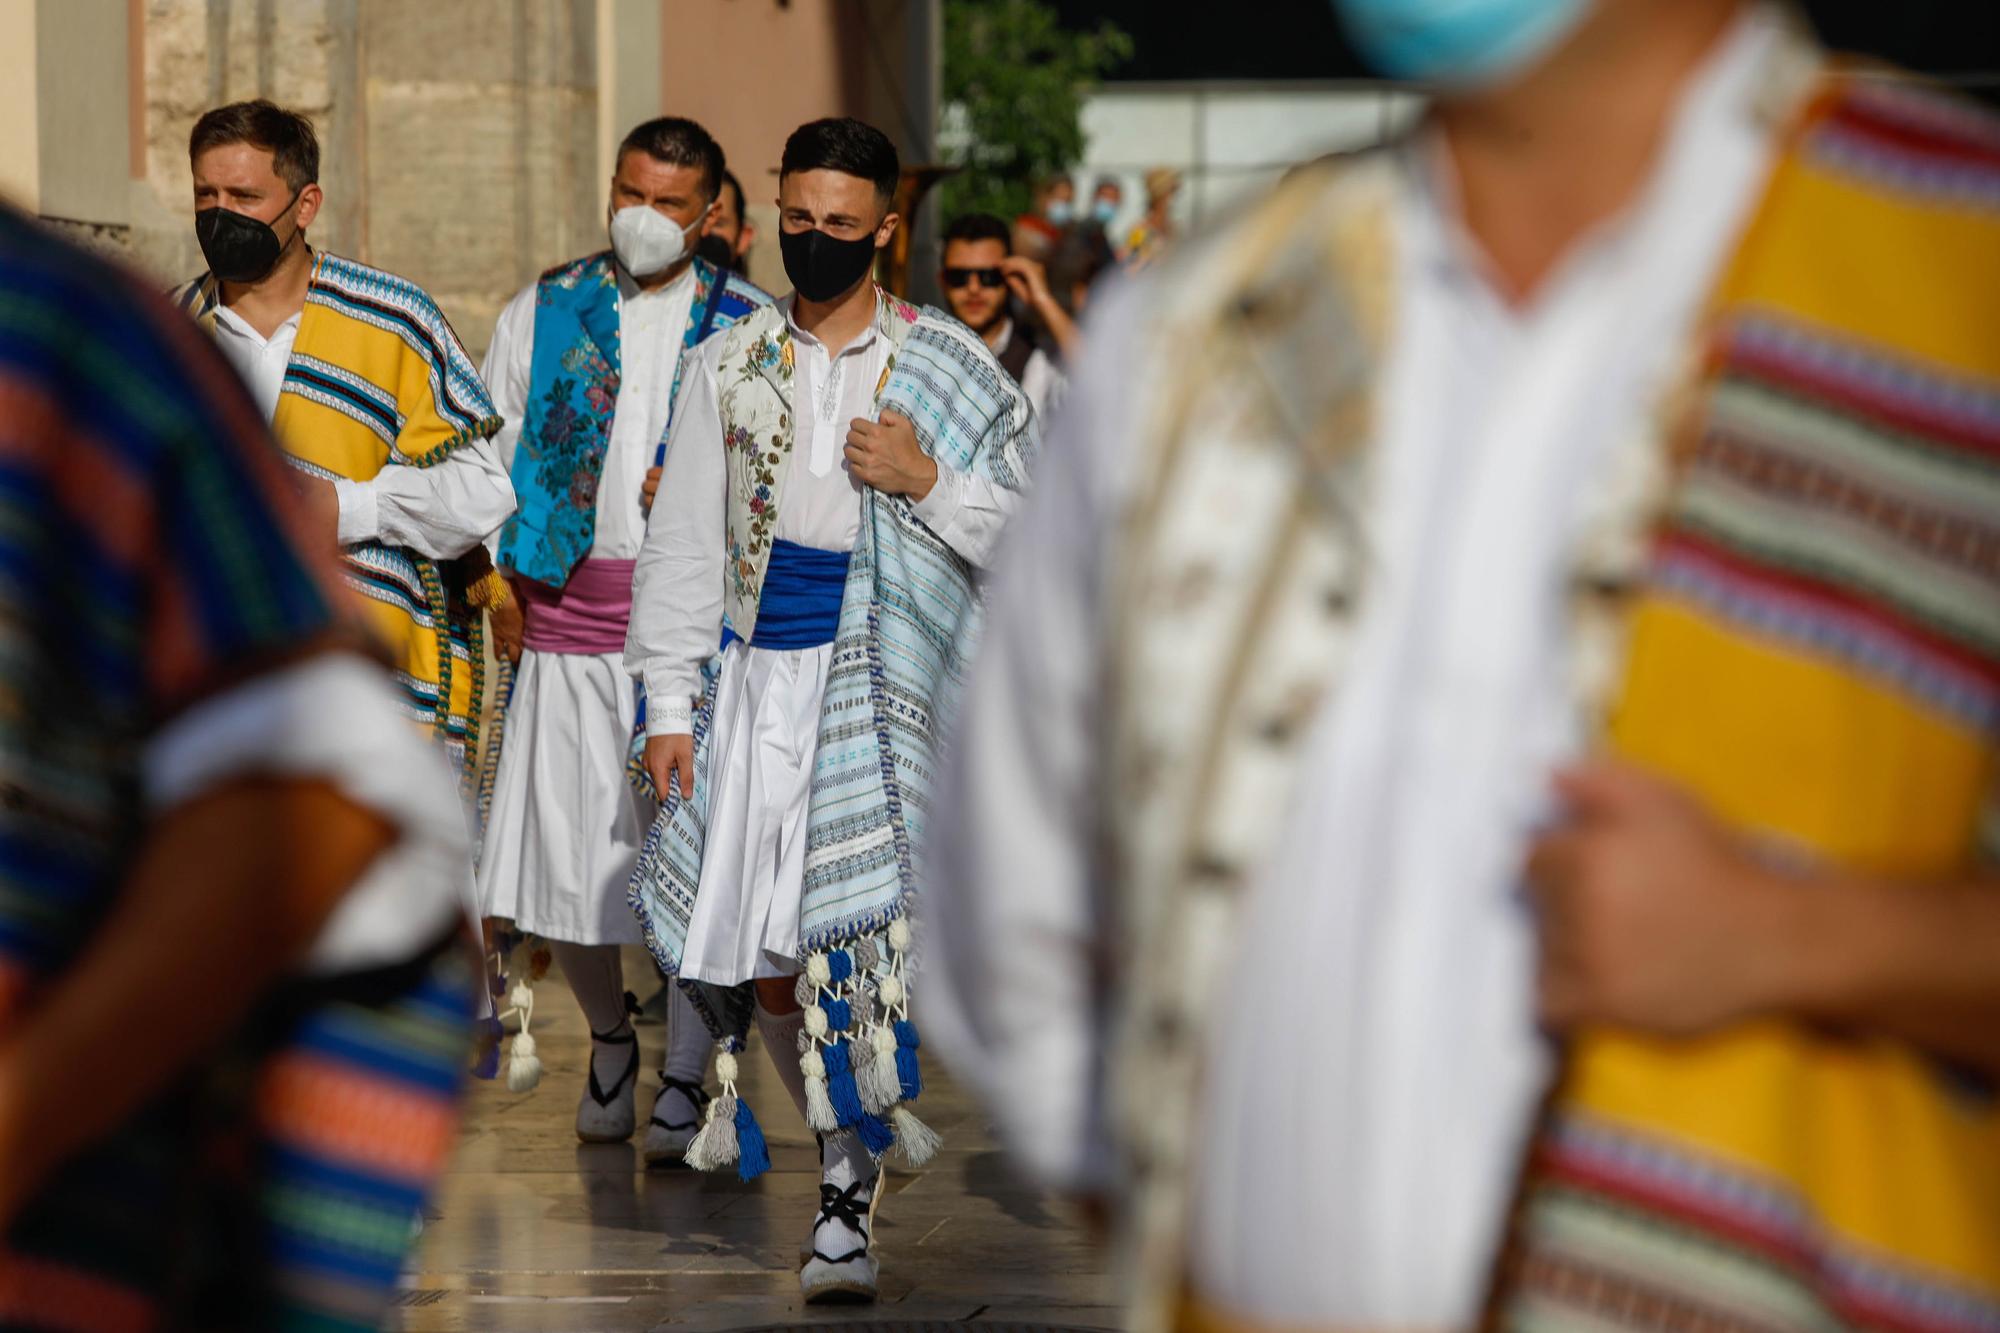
[737,220,757,256]
[875,211,902,248]
[295,183,325,229]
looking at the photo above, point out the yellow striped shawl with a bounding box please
[176,251,503,783]
[1497,72,2000,1331]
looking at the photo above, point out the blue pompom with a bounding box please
[857,1110,896,1156]
[823,1041,868,1126]
[893,1018,921,1050]
[823,998,852,1032]
[827,949,854,983]
[896,1045,924,1102]
[734,1097,770,1181]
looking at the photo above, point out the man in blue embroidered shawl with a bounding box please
[625,117,1036,1303]
[476,116,769,1161]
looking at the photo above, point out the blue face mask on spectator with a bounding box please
[1091,198,1118,224]
[1331,0,1587,87]
[1044,198,1074,225]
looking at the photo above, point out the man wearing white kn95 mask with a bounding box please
[477,116,771,1161]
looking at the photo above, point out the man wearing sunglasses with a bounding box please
[940,213,1075,421]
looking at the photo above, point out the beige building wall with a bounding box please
[0,4,42,215]
[2,1,938,348]
[649,0,940,296]
[0,0,133,231]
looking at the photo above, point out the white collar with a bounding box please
[212,302,302,346]
[618,260,697,305]
[787,293,883,356]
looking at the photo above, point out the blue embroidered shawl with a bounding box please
[497,252,768,587]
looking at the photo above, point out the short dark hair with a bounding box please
[719,169,746,220]
[617,117,726,201]
[780,118,900,206]
[942,213,1012,252]
[189,99,320,192]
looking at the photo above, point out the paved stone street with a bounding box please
[397,953,1117,1332]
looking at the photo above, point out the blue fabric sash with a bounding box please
[722,539,850,651]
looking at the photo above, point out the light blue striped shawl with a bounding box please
[628,307,1037,977]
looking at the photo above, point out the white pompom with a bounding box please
[505,1035,543,1092]
[508,983,533,1011]
[801,1047,826,1079]
[805,953,832,986]
[872,1023,898,1059]
[887,918,912,953]
[805,1074,839,1133]
[878,974,904,1007]
[804,1005,828,1038]
[715,1052,739,1084]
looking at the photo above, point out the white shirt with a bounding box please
[925,7,1784,1325]
[484,263,699,562]
[992,318,1067,423]
[780,300,884,553]
[210,303,515,560]
[143,654,471,973]
[628,296,1020,735]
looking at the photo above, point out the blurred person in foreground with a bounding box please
[929,0,2000,1329]
[0,205,475,1329]
[172,99,515,792]
[477,116,769,1160]
[1013,173,1075,261]
[1120,167,1181,267]
[698,167,759,280]
[940,212,1075,420]
[626,116,1036,1302]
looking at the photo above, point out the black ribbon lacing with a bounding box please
[810,1175,877,1265]
[651,1074,711,1132]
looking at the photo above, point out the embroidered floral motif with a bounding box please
[713,297,918,631]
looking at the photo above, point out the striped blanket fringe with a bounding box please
[477,653,516,845]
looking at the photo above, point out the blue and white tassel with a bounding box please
[686,1041,771,1180]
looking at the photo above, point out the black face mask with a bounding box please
[695,232,744,276]
[195,190,301,285]
[780,226,878,303]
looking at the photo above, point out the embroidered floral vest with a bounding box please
[499,252,769,588]
[708,292,919,641]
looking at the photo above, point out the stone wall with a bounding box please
[130,0,600,359]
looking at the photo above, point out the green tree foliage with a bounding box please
[940,0,1132,223]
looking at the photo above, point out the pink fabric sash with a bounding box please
[518,557,636,656]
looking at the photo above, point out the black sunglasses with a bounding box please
[943,266,1006,290]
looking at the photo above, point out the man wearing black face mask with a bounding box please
[624,116,1037,1304]
[172,100,516,788]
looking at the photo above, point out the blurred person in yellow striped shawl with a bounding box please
[928,1,2000,1329]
